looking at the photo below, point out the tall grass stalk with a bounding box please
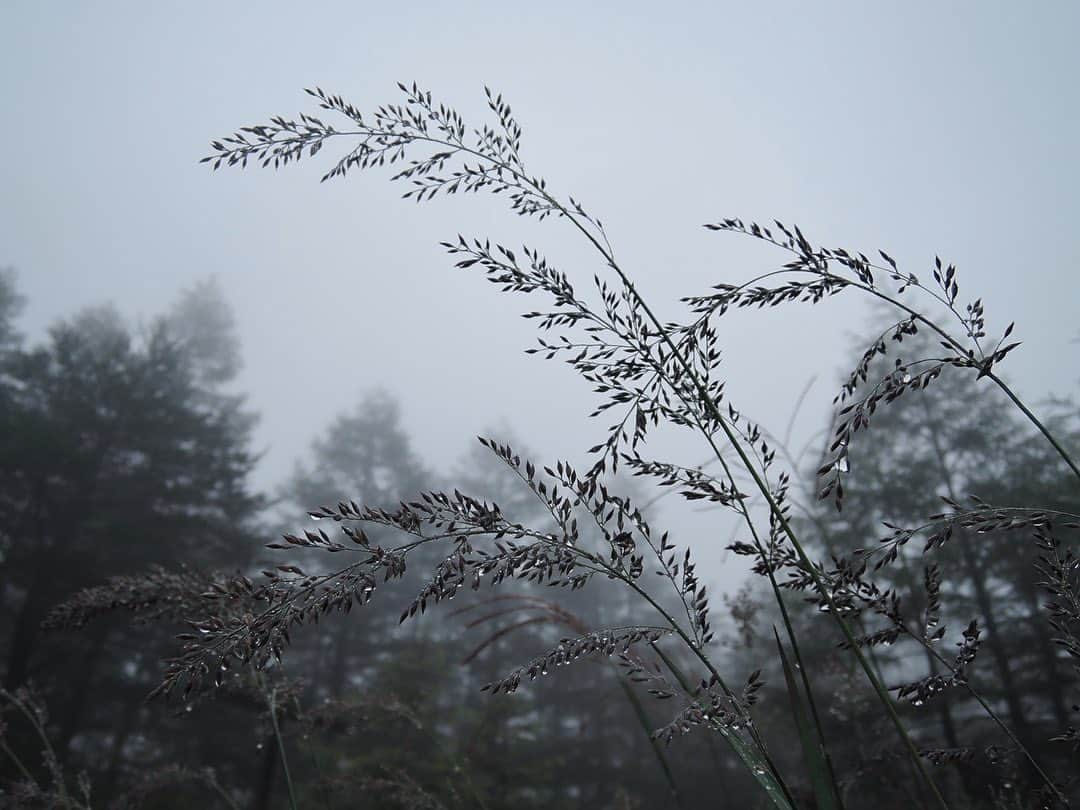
[180,82,1079,808]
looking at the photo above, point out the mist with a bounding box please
[3,2,1079,808]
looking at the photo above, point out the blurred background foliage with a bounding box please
[0,273,1076,808]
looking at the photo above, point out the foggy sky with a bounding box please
[4,1,1078,592]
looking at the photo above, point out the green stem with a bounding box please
[916,631,1064,802]
[916,397,1067,805]
[833,274,1080,490]
[650,642,796,809]
[205,771,244,810]
[611,566,792,804]
[0,738,36,786]
[540,199,950,809]
[680,411,844,807]
[260,119,960,808]
[261,679,299,810]
[615,675,687,808]
[987,370,1080,485]
[715,227,1080,489]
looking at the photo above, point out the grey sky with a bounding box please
[3,1,1078,592]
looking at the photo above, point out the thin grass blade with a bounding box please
[774,628,839,810]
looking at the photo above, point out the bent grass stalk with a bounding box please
[257,674,299,810]
[201,83,940,806]
[512,132,949,810]
[197,82,1080,808]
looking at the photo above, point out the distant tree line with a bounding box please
[1,264,1077,808]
